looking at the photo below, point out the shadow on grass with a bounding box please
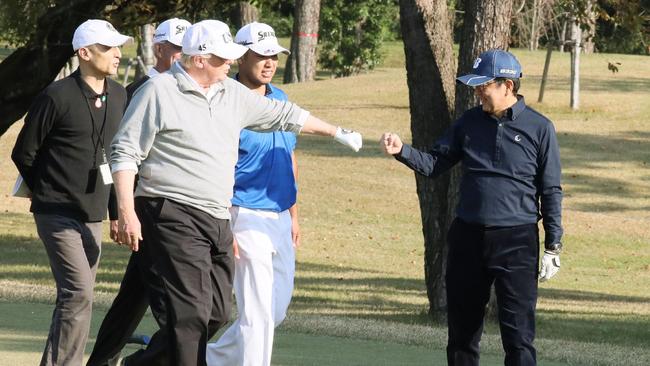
[533,292,649,350]
[0,232,132,286]
[539,287,649,305]
[2,216,648,351]
[292,259,650,349]
[557,130,649,212]
[527,75,650,94]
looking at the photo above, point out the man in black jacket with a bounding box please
[11,19,131,366]
[381,49,562,366]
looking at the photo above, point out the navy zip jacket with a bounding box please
[396,96,563,247]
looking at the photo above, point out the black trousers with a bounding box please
[121,197,234,366]
[446,218,539,366]
[86,247,164,366]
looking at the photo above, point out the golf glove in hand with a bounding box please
[334,127,362,152]
[539,250,561,282]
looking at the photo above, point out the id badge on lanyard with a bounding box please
[99,148,113,185]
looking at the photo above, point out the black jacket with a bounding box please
[12,70,127,222]
[396,96,563,246]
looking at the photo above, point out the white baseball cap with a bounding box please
[235,22,290,56]
[153,18,191,46]
[182,20,247,60]
[72,19,132,51]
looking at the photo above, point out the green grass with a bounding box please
[1,301,576,366]
[1,42,649,365]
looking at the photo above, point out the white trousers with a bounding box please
[206,206,295,366]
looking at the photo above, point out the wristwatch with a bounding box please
[545,242,562,254]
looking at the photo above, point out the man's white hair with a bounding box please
[180,53,212,68]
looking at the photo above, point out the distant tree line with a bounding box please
[0,0,647,136]
[1,1,646,74]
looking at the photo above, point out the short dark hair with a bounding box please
[495,77,520,94]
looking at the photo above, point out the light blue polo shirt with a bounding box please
[231,79,297,212]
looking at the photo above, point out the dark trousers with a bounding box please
[446,218,539,366]
[124,197,234,366]
[86,247,162,366]
[34,214,102,366]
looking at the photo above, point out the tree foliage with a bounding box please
[594,0,650,54]
[0,0,54,46]
[319,0,397,77]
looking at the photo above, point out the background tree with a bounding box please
[284,0,321,83]
[399,0,514,318]
[135,24,155,80]
[0,0,224,137]
[319,0,396,77]
[594,0,650,55]
[510,0,556,51]
[230,1,259,29]
[0,0,113,137]
[398,0,456,318]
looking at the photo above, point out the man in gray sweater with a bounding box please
[110,20,361,366]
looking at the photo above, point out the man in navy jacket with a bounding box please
[380,49,563,366]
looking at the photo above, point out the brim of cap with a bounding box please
[248,43,290,56]
[167,38,184,47]
[97,34,133,48]
[456,74,494,86]
[212,43,248,60]
[154,36,182,47]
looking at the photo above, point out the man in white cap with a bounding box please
[110,19,362,366]
[125,18,191,101]
[11,19,131,366]
[86,18,191,366]
[205,21,299,366]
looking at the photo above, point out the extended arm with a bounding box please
[239,88,362,152]
[380,130,461,178]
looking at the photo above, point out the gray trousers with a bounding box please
[34,214,102,366]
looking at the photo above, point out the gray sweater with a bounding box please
[110,62,308,219]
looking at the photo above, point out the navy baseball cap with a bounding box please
[456,49,522,87]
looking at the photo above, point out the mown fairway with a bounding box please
[0,43,648,365]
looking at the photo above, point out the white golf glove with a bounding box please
[539,250,561,282]
[334,127,362,152]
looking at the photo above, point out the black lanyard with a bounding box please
[80,83,109,169]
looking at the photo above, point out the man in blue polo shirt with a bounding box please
[206,22,299,366]
[380,49,563,366]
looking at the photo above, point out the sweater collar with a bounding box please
[171,62,225,96]
[72,69,110,99]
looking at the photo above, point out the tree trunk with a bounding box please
[284,0,320,83]
[398,0,457,319]
[456,0,514,118]
[529,0,539,51]
[230,1,259,30]
[558,16,568,53]
[570,15,581,110]
[136,23,155,81]
[0,0,113,137]
[581,0,596,53]
[457,0,515,321]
